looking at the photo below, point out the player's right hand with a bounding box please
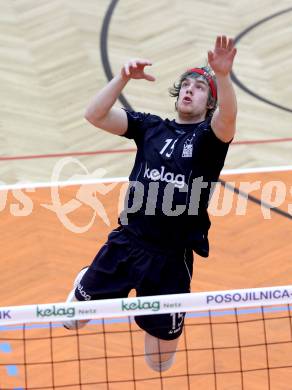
[121,59,156,82]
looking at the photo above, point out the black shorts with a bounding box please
[74,226,194,340]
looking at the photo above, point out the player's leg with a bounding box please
[135,248,194,371]
[144,332,180,372]
[136,310,186,371]
[63,267,90,330]
[63,227,133,330]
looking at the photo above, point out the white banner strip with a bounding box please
[1,164,292,191]
[1,285,292,326]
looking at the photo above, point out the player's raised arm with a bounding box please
[208,35,237,143]
[84,59,155,135]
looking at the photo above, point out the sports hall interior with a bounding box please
[0,1,291,389]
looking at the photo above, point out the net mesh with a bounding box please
[1,286,292,389]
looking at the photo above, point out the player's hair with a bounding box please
[169,66,217,118]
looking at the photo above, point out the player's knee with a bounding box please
[144,332,179,372]
[145,351,176,372]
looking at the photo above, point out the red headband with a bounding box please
[187,68,217,100]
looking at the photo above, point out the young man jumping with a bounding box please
[63,35,237,372]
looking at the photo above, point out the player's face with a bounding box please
[176,77,210,121]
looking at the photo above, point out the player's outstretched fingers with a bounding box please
[221,35,228,49]
[227,37,235,51]
[144,72,156,82]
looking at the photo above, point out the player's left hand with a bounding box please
[208,35,237,76]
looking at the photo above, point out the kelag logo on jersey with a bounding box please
[144,164,185,189]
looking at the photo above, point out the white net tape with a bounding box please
[1,285,292,326]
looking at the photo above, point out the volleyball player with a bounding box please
[63,35,237,372]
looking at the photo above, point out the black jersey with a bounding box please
[119,110,231,257]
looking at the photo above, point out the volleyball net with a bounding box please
[1,285,292,390]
